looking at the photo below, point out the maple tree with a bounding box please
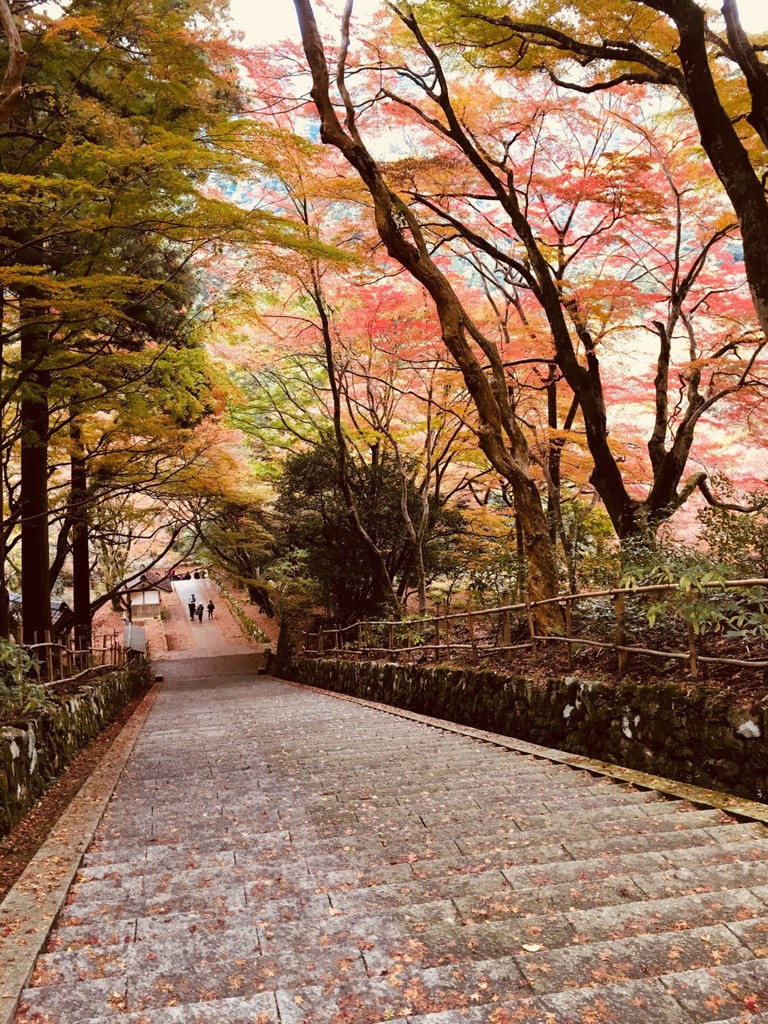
[433,0,768,346]
[219,111,487,618]
[291,0,568,630]
[287,0,768,635]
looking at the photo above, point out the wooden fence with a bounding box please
[27,631,131,686]
[303,578,768,680]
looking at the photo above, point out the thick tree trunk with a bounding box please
[643,0,768,340]
[546,368,560,545]
[0,286,8,639]
[294,0,563,632]
[71,422,91,650]
[514,475,560,618]
[19,296,51,646]
[0,0,27,123]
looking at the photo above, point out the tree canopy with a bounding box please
[2,0,768,648]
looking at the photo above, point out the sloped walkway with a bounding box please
[158,578,258,659]
[11,658,768,1023]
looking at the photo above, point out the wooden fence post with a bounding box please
[614,591,628,675]
[444,605,451,661]
[565,601,573,673]
[433,614,440,662]
[388,623,394,654]
[524,592,536,650]
[318,627,324,655]
[44,630,53,681]
[467,604,477,663]
[687,621,699,679]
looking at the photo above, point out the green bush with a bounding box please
[0,641,57,717]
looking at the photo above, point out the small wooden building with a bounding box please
[8,593,73,641]
[126,569,173,620]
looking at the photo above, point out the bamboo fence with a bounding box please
[303,578,768,680]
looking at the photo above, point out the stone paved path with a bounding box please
[12,658,768,1023]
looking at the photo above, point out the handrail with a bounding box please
[326,577,768,634]
[304,576,768,680]
[22,632,128,684]
[329,577,768,630]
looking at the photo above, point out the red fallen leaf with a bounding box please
[744,996,759,1012]
[124,936,133,944]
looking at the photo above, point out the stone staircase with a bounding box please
[13,674,768,1023]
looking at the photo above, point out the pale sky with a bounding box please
[230,0,768,45]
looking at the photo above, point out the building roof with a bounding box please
[126,568,173,594]
[8,593,73,629]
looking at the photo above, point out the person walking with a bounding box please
[188,596,196,621]
[196,603,204,623]
[207,600,215,620]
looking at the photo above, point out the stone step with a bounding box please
[660,958,768,1021]
[83,796,719,871]
[566,886,768,943]
[74,817,764,912]
[16,989,281,1023]
[515,922,751,994]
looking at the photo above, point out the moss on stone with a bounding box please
[0,663,151,837]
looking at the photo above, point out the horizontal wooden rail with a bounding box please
[329,578,768,635]
[305,577,768,680]
[25,633,128,685]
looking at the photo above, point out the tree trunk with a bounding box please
[71,421,91,650]
[294,0,563,632]
[19,294,52,645]
[546,367,560,545]
[0,286,8,639]
[514,476,562,631]
[0,0,27,123]
[644,0,768,339]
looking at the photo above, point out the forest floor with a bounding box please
[489,643,768,706]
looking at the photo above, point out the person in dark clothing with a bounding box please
[207,601,215,620]
[196,603,204,622]
[188,597,196,621]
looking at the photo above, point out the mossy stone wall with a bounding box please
[0,664,151,837]
[288,658,768,802]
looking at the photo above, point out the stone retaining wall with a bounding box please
[0,664,151,836]
[287,658,768,802]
